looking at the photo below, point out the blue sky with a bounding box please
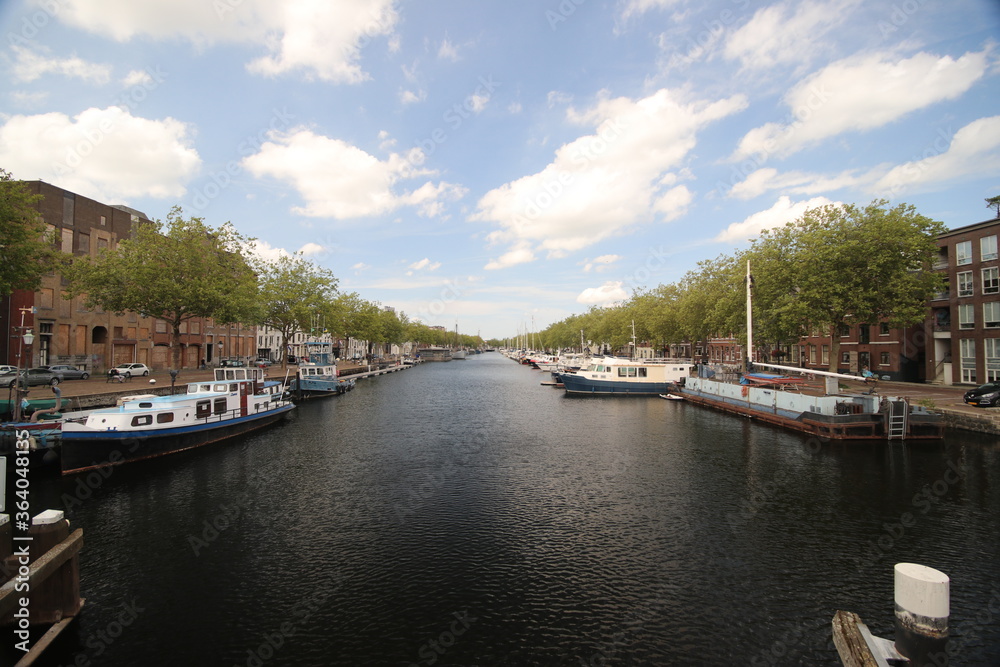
[1,0,998,340]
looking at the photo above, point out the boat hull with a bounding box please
[60,403,294,474]
[678,378,943,441]
[561,373,671,396]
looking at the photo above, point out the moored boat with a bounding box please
[678,366,943,440]
[561,357,696,396]
[55,366,294,474]
[289,353,354,400]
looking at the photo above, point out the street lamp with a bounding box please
[11,329,35,423]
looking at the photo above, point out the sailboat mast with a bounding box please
[746,259,753,371]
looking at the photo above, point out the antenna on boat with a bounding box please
[746,259,754,373]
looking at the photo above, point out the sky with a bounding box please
[1,0,998,341]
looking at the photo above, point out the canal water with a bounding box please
[8,353,1000,666]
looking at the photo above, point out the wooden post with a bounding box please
[895,563,949,666]
[26,510,83,624]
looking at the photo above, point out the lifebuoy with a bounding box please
[741,385,749,397]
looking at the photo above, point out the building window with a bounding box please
[821,345,829,365]
[958,271,974,297]
[960,339,976,383]
[879,322,890,336]
[982,235,998,262]
[958,304,975,329]
[985,302,1000,328]
[983,267,999,294]
[155,320,168,334]
[842,351,850,364]
[858,325,870,344]
[99,215,107,226]
[809,345,817,364]
[39,288,54,309]
[880,352,890,365]
[956,241,972,265]
[837,323,850,337]
[75,232,90,254]
[987,338,1000,382]
[62,193,74,226]
[61,228,73,253]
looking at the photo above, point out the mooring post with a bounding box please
[28,510,83,624]
[0,513,10,565]
[894,562,949,666]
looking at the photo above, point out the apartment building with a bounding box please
[927,216,1000,385]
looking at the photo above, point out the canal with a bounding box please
[9,352,1000,665]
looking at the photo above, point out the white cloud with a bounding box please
[241,128,465,219]
[485,244,536,271]
[122,69,152,86]
[10,45,111,83]
[399,89,426,105]
[724,0,860,72]
[248,239,291,262]
[0,106,199,201]
[576,281,628,305]
[472,88,746,262]
[715,195,835,243]
[438,38,459,62]
[408,258,442,272]
[582,254,622,272]
[732,49,990,161]
[299,242,325,256]
[619,0,682,22]
[873,116,1000,196]
[54,0,398,84]
[729,166,867,200]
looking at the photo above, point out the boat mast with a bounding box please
[746,260,753,372]
[631,320,637,360]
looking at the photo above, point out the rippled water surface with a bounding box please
[12,353,1000,665]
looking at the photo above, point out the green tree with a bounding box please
[254,253,339,369]
[0,169,59,295]
[748,200,946,372]
[986,195,1000,218]
[65,207,259,369]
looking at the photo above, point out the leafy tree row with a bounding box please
[0,173,478,368]
[533,200,948,372]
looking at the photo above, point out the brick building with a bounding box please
[0,181,255,373]
[927,216,1000,385]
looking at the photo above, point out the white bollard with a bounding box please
[894,562,949,666]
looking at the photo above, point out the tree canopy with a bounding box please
[254,252,339,368]
[65,207,260,368]
[529,200,946,371]
[0,169,58,296]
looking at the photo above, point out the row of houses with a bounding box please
[0,181,393,374]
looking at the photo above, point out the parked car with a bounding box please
[0,368,61,387]
[254,359,272,367]
[220,359,246,368]
[40,364,91,380]
[0,365,16,374]
[964,381,1000,408]
[113,363,151,378]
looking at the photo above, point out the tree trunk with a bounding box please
[828,322,840,374]
[171,322,183,370]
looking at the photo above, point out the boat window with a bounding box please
[139,402,153,408]
[618,368,628,377]
[156,412,174,424]
[214,398,228,415]
[225,370,235,380]
[196,401,211,418]
[229,383,238,392]
[200,384,212,392]
[638,368,647,377]
[131,415,153,427]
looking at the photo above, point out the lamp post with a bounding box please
[11,329,35,423]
